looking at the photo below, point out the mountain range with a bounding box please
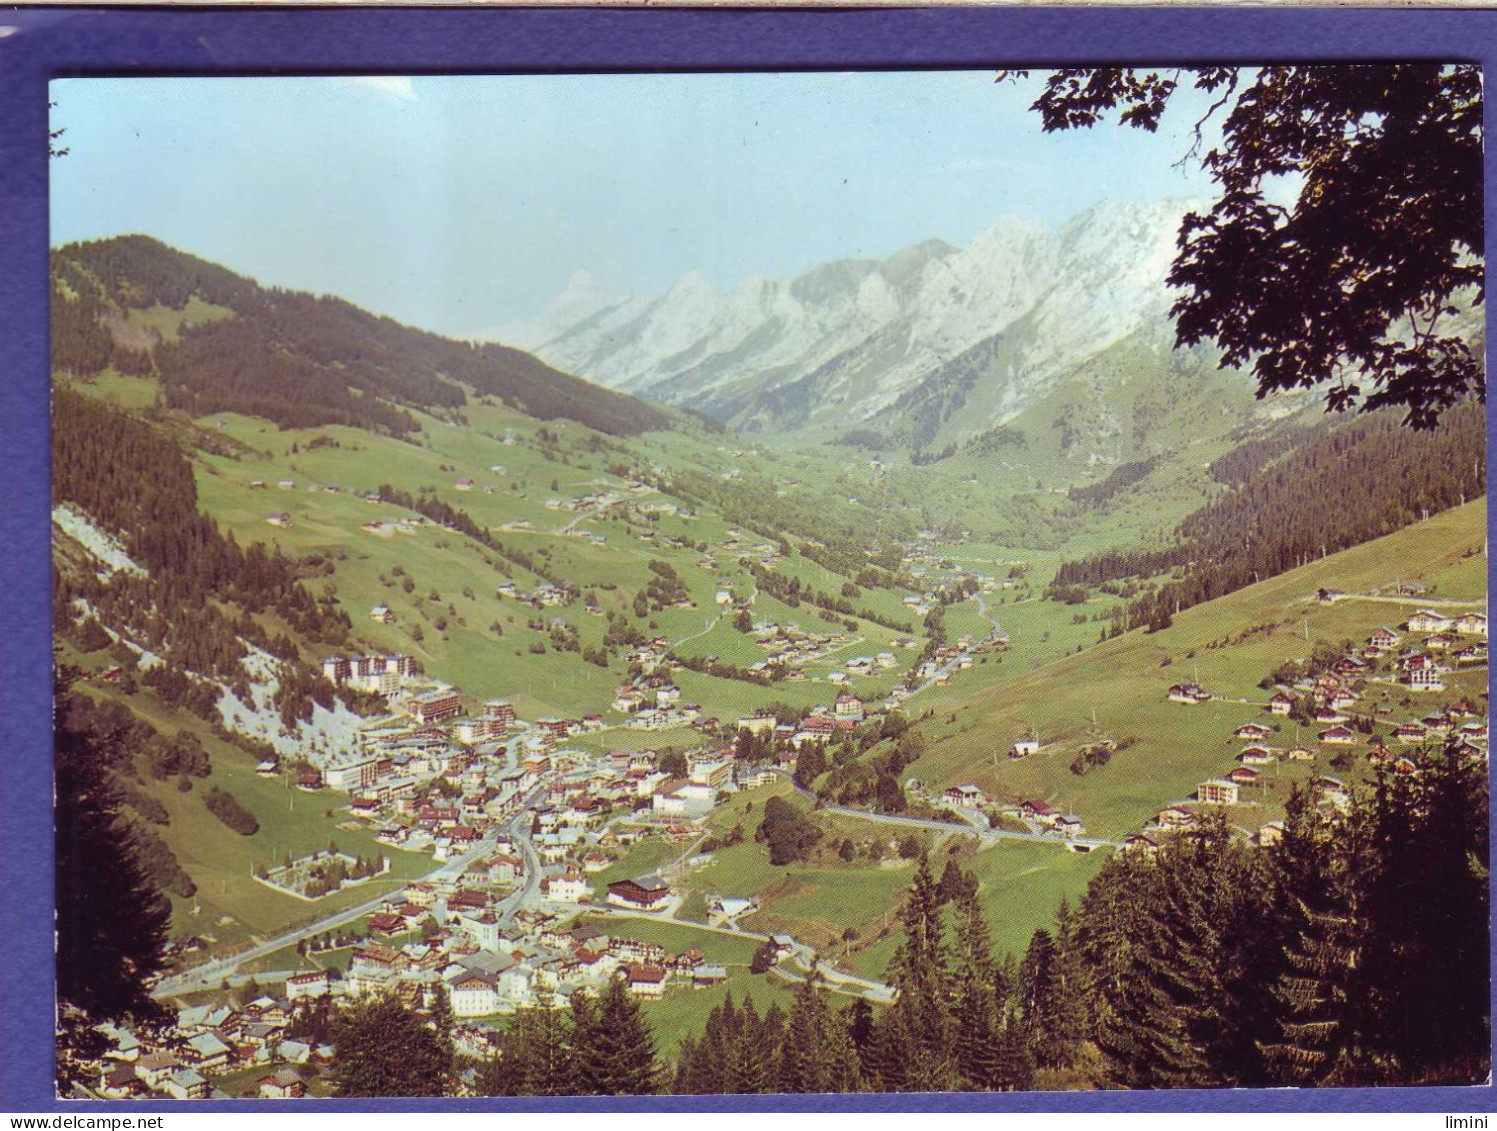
[493,198,1263,451]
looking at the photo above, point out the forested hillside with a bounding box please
[51,236,671,437]
[52,388,387,1026]
[53,388,352,701]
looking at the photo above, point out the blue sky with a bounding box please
[50,72,1218,338]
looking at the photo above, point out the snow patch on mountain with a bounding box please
[489,198,1206,435]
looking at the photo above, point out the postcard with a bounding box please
[38,60,1490,1104]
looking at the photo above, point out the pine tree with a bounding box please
[992,1009,1036,1092]
[777,976,820,1091]
[675,993,735,1094]
[478,1050,509,1097]
[1361,748,1491,1083]
[843,997,877,1081]
[778,968,862,1093]
[1015,928,1075,1072]
[823,1005,864,1092]
[672,1038,698,1094]
[426,983,456,1074]
[1043,899,1091,1070]
[528,999,578,1095]
[1093,875,1208,1087]
[482,997,576,1096]
[861,999,918,1092]
[1259,786,1373,1085]
[700,992,736,1094]
[726,995,776,1094]
[950,884,1006,1089]
[756,1001,789,1088]
[1073,852,1149,1080]
[1108,817,1280,1087]
[874,853,958,1091]
[936,856,969,906]
[1414,745,1491,1081]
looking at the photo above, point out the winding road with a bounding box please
[896,592,1004,700]
[1315,593,1485,610]
[494,791,546,928]
[974,591,1005,635]
[670,578,760,650]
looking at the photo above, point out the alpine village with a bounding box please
[52,71,1489,1100]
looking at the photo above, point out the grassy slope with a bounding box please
[178,398,942,722]
[123,295,236,342]
[661,781,959,976]
[588,838,683,898]
[844,839,1113,979]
